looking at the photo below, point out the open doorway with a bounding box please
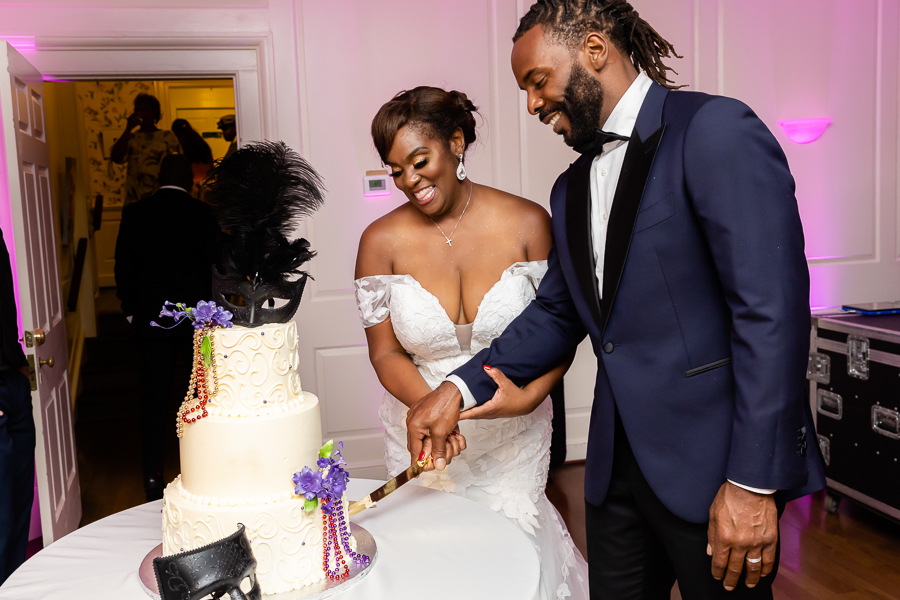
[43,78,235,526]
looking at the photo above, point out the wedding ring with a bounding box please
[746,556,762,564]
[416,455,432,468]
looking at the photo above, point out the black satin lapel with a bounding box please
[566,158,603,327]
[600,125,666,334]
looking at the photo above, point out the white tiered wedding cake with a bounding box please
[161,320,329,594]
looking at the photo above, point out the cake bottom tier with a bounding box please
[162,476,326,595]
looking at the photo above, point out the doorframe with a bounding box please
[22,35,276,148]
[17,36,276,519]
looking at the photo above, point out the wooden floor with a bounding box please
[546,462,900,600]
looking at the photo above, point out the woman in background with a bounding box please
[355,86,588,600]
[171,118,214,197]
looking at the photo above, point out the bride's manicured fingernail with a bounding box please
[418,451,426,461]
[483,365,492,370]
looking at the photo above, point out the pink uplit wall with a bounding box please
[720,0,900,309]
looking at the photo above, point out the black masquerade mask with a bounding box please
[212,266,308,325]
[204,140,325,328]
[153,524,261,600]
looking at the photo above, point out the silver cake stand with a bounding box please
[139,522,378,599]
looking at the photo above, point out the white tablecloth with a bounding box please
[0,479,540,599]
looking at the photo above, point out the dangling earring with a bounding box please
[456,154,467,181]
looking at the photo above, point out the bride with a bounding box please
[354,86,589,600]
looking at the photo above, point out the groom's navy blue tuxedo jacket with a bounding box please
[452,82,826,523]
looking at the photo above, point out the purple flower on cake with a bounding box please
[317,441,347,469]
[160,301,188,321]
[323,466,349,499]
[150,301,189,329]
[191,301,216,329]
[151,300,233,330]
[293,466,324,501]
[293,440,351,512]
[210,305,234,328]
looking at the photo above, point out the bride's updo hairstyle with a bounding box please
[371,86,478,163]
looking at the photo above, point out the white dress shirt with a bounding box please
[446,73,772,494]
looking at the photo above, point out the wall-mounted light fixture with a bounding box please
[778,118,832,144]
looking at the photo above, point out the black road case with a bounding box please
[809,313,900,520]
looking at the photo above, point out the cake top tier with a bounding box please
[209,321,304,417]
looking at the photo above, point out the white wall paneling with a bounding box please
[314,346,386,480]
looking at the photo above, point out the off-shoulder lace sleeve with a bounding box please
[506,260,548,292]
[354,275,402,328]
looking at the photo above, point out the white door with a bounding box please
[0,42,81,544]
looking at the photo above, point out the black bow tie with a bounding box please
[573,129,631,156]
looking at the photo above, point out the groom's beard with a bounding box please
[543,61,606,148]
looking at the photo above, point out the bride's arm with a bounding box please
[364,321,433,408]
[460,350,575,420]
[521,350,575,406]
[356,217,433,408]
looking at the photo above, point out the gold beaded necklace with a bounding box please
[176,325,221,438]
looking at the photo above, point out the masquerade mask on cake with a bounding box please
[153,524,260,600]
[212,266,308,325]
[204,141,325,328]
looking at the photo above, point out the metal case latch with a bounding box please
[807,352,831,384]
[871,406,900,440]
[816,389,843,420]
[847,335,870,380]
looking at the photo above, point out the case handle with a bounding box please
[871,406,900,440]
[817,390,843,420]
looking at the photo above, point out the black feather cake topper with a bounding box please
[204,140,325,326]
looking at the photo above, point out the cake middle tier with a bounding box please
[180,391,321,500]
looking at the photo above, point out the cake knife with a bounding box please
[347,456,430,517]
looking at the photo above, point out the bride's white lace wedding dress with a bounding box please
[355,261,589,600]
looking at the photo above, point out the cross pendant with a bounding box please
[445,239,452,246]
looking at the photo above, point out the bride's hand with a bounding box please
[460,366,543,421]
[417,428,467,472]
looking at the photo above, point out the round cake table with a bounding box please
[0,479,541,600]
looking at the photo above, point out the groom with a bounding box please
[407,1,825,598]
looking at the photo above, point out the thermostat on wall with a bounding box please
[364,170,391,197]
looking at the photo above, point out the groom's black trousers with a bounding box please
[585,411,782,600]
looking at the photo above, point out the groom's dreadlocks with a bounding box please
[514,0,685,90]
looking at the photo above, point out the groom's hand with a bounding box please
[707,481,778,590]
[407,382,462,471]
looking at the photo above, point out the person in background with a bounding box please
[111,93,182,205]
[0,229,35,585]
[114,154,221,500]
[171,118,214,197]
[217,114,237,160]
